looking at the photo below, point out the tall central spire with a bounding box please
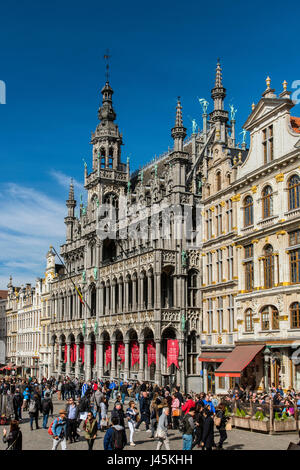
[211,59,226,111]
[215,58,223,87]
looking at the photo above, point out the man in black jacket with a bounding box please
[135,392,151,432]
[41,392,53,429]
[13,388,23,421]
[201,407,214,451]
[110,403,127,445]
[65,397,80,443]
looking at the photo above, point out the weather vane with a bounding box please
[104,49,111,82]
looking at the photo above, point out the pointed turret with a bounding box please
[171,97,187,152]
[209,59,229,142]
[98,81,117,123]
[65,179,76,243]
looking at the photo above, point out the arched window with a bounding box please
[263,245,274,289]
[288,175,300,210]
[216,171,222,191]
[245,309,253,332]
[262,185,273,219]
[290,302,300,329]
[100,147,106,168]
[108,147,114,168]
[188,270,198,307]
[261,307,269,330]
[187,332,197,375]
[272,306,279,330]
[243,196,253,227]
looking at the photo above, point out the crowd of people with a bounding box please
[1,374,300,451]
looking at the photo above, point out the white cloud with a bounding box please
[50,170,84,192]
[0,183,66,289]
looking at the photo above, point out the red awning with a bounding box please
[215,344,265,377]
[198,352,229,363]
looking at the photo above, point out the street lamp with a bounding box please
[263,347,271,393]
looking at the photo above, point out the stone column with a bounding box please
[50,341,55,377]
[147,273,153,309]
[105,284,110,315]
[274,253,279,286]
[140,274,145,310]
[124,340,130,380]
[118,280,123,313]
[98,284,104,316]
[132,277,137,311]
[98,340,104,378]
[75,340,80,378]
[112,280,116,314]
[138,340,145,381]
[110,340,116,379]
[154,339,161,385]
[154,273,161,309]
[85,340,92,381]
[66,340,71,376]
[124,279,129,313]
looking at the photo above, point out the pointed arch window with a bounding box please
[100,148,106,168]
[288,175,300,210]
[243,196,253,227]
[187,331,197,375]
[188,270,198,307]
[216,171,222,191]
[262,185,273,219]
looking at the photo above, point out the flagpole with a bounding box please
[52,246,92,314]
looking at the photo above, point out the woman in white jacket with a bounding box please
[126,400,138,446]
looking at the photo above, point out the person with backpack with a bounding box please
[83,411,98,450]
[180,407,195,450]
[103,416,126,450]
[41,391,53,429]
[29,393,41,431]
[51,409,68,450]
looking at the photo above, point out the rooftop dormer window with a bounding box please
[262,125,273,164]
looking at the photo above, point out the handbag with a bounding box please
[214,416,221,427]
[172,409,180,417]
[225,419,232,431]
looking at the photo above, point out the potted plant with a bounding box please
[250,410,270,432]
[234,407,251,429]
[273,411,297,432]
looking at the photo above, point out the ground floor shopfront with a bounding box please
[211,340,299,393]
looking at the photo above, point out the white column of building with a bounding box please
[85,340,92,381]
[154,339,161,385]
[124,340,130,380]
[110,340,116,379]
[147,273,152,309]
[138,340,145,381]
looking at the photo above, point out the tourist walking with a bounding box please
[41,391,53,429]
[103,416,126,450]
[65,397,79,443]
[181,407,195,450]
[201,407,214,451]
[126,400,138,446]
[135,391,151,432]
[156,407,170,450]
[29,393,41,431]
[51,409,67,450]
[83,411,98,450]
[215,403,228,449]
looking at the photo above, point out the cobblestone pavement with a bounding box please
[0,396,298,451]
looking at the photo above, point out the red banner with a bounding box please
[70,343,76,363]
[131,341,139,366]
[64,344,68,363]
[167,339,179,368]
[93,343,96,365]
[146,340,156,366]
[105,342,112,365]
[79,342,85,364]
[117,342,125,363]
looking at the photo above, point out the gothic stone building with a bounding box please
[49,64,300,394]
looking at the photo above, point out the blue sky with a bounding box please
[0,0,299,288]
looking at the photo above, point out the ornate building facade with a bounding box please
[44,63,300,394]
